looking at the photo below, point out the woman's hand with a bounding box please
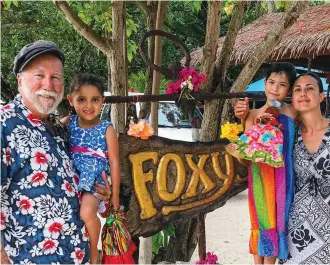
[93,171,112,203]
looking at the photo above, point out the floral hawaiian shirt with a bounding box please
[0,95,90,264]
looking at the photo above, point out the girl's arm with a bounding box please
[244,109,256,132]
[280,104,298,119]
[105,125,121,211]
[60,116,70,129]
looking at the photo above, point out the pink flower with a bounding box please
[26,113,41,126]
[0,211,7,230]
[65,162,71,173]
[70,248,85,263]
[166,67,206,95]
[199,73,206,84]
[2,147,14,166]
[196,252,218,264]
[77,191,82,203]
[27,171,48,187]
[81,226,89,241]
[72,174,79,188]
[44,217,69,239]
[61,180,75,197]
[38,238,59,255]
[16,195,35,215]
[30,148,50,171]
[1,105,11,110]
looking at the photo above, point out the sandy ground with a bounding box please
[99,189,253,264]
[190,189,253,264]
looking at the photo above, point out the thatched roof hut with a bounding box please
[190,4,330,71]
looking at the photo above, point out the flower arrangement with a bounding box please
[220,122,244,142]
[127,120,154,140]
[196,252,218,264]
[165,67,206,100]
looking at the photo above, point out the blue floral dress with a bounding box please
[68,115,112,201]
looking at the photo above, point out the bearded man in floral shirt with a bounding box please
[1,41,111,264]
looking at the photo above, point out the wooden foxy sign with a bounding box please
[119,134,248,237]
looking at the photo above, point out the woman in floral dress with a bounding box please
[280,73,330,264]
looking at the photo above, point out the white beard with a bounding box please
[20,81,63,115]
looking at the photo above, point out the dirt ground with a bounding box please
[99,189,254,264]
[190,189,254,264]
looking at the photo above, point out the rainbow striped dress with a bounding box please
[248,114,295,259]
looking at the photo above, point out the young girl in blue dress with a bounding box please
[61,73,120,264]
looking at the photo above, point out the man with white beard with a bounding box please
[0,40,111,264]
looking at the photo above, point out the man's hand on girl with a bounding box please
[235,97,250,121]
[93,171,112,202]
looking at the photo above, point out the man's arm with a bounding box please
[1,126,12,264]
[0,241,11,264]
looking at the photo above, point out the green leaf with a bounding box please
[224,5,233,16]
[105,20,112,33]
[3,1,12,10]
[166,225,176,237]
[13,0,19,7]
[126,27,132,38]
[127,18,137,33]
[274,1,291,10]
[127,40,137,63]
[152,234,161,255]
[260,2,267,10]
[192,1,202,12]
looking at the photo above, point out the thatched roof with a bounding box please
[190,4,330,71]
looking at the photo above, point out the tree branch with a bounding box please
[230,1,308,93]
[214,1,249,92]
[135,1,149,16]
[53,0,111,57]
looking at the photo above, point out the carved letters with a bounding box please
[129,151,236,219]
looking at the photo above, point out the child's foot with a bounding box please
[99,201,111,218]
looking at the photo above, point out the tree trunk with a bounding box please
[123,3,128,128]
[109,1,126,133]
[199,1,222,142]
[138,1,158,120]
[165,218,198,262]
[214,1,248,92]
[200,1,222,92]
[150,1,169,135]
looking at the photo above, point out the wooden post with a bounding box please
[197,214,206,260]
[194,119,206,261]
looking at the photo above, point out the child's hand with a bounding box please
[234,97,250,121]
[110,193,120,212]
[255,113,274,124]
